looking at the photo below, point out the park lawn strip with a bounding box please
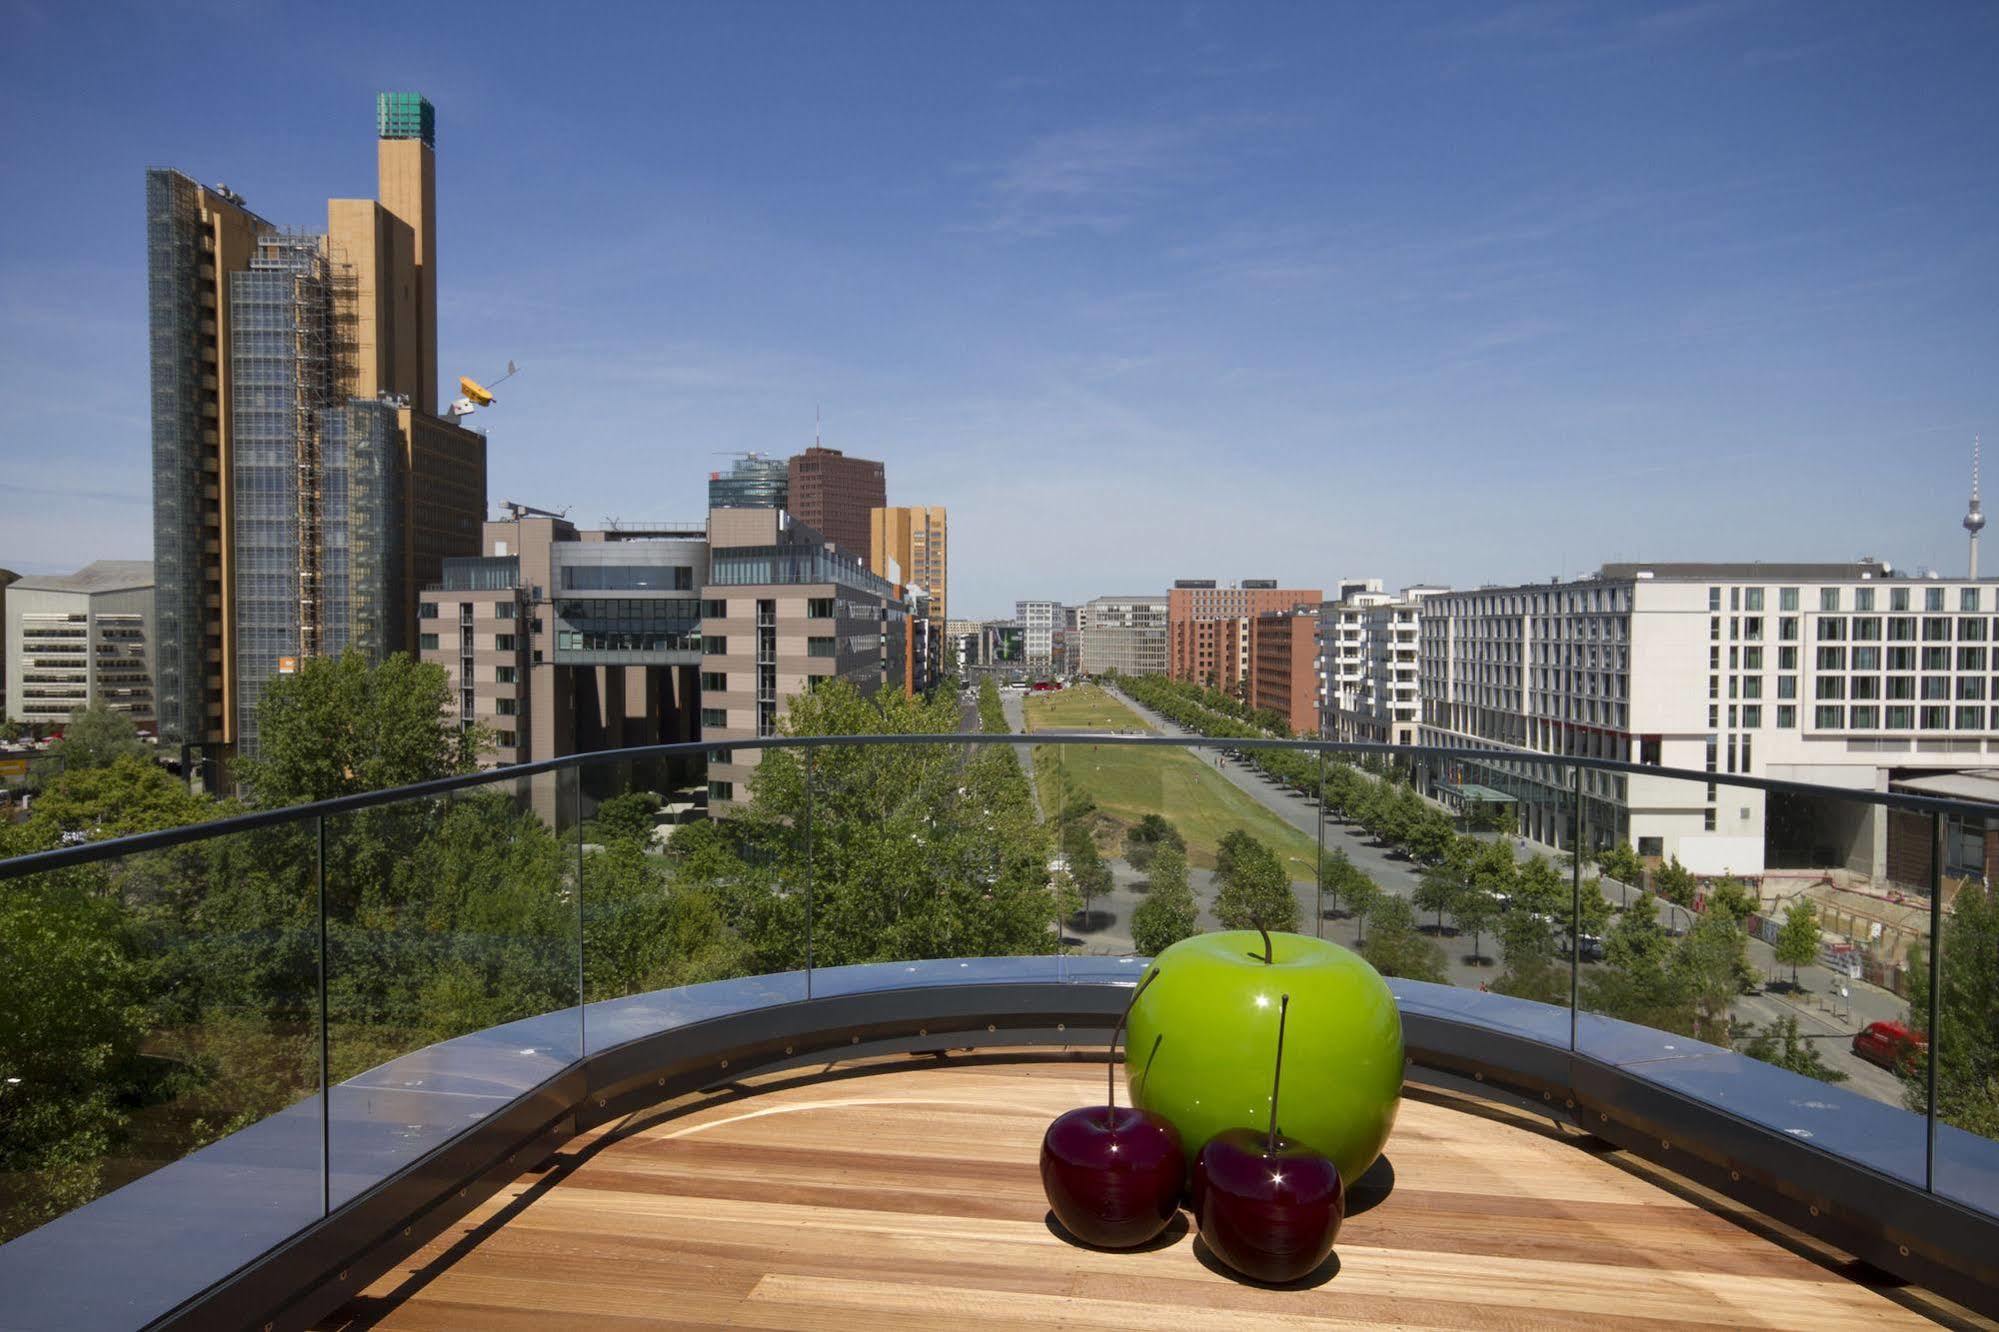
[1025,686,1320,879]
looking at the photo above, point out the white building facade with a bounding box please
[1417,562,1999,882]
[1079,594,1169,676]
[1015,599,1062,671]
[1319,584,1445,746]
[5,561,157,732]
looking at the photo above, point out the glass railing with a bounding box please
[1,695,1996,1306]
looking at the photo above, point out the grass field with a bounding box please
[1024,685,1320,879]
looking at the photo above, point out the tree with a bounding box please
[1452,878,1499,965]
[48,701,147,772]
[1359,894,1447,982]
[1341,863,1384,947]
[22,754,211,847]
[1131,845,1199,957]
[1413,860,1459,935]
[1511,854,1567,922]
[1655,856,1696,909]
[1672,912,1755,1045]
[1493,907,1568,1005]
[1403,809,1456,865]
[1147,841,1190,897]
[1213,831,1298,933]
[1904,880,1999,1136]
[1583,895,1692,1034]
[1773,897,1822,986]
[1739,1016,1847,1084]
[587,791,661,850]
[1707,875,1758,925]
[1123,813,1184,872]
[1597,842,1644,892]
[237,651,480,806]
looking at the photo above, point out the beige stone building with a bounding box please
[869,506,948,625]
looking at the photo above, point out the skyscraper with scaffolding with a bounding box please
[148,94,485,785]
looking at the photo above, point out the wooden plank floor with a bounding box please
[322,1054,1949,1331]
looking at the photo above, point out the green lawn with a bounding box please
[1025,686,1321,880]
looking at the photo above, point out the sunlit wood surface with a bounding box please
[321,1053,1945,1330]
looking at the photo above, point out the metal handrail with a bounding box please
[3,732,1994,882]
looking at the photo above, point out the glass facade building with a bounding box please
[707,453,789,511]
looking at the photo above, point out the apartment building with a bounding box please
[1248,607,1321,735]
[1079,595,1169,676]
[422,556,531,766]
[149,94,484,783]
[701,508,907,806]
[1016,600,1062,671]
[1320,584,1447,746]
[1168,580,1324,690]
[1417,561,1999,882]
[5,562,156,732]
[786,446,885,559]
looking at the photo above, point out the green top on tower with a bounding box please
[376,92,435,146]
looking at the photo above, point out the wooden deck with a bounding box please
[322,1053,1953,1330]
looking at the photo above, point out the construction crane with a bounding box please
[448,360,520,418]
[498,500,568,522]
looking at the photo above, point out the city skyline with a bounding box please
[4,4,1999,616]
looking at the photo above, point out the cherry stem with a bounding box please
[1107,969,1159,1126]
[1267,993,1290,1157]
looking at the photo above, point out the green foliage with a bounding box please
[1359,894,1447,982]
[1672,912,1756,1044]
[1596,842,1644,887]
[21,755,212,847]
[1452,876,1500,963]
[586,791,661,850]
[1706,875,1758,924]
[1130,844,1199,957]
[1413,860,1458,934]
[1123,813,1185,872]
[1212,831,1297,932]
[1904,881,1999,1134]
[48,701,148,772]
[1583,895,1693,1034]
[1655,856,1696,908]
[1738,1016,1847,1084]
[1773,897,1821,983]
[1493,905,1567,1005]
[236,650,480,806]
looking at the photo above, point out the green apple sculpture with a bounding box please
[1125,929,1402,1185]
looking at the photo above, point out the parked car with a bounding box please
[1851,1020,1927,1073]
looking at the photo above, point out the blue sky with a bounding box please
[3,2,1997,617]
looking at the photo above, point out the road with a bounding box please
[1056,683,1910,1103]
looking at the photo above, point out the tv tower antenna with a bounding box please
[1966,436,1986,579]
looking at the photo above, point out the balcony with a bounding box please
[0,733,1995,1330]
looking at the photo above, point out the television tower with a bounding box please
[1966,436,1985,579]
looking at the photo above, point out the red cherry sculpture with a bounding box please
[1040,971,1185,1247]
[1192,993,1345,1283]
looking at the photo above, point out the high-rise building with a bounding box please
[1415,561,1999,883]
[1167,579,1324,688]
[1078,595,1169,676]
[4,562,156,731]
[1015,599,1061,670]
[701,507,907,806]
[149,94,485,782]
[786,446,884,558]
[708,453,790,511]
[869,505,948,625]
[1247,607,1321,735]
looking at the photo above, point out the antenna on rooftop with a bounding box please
[1967,435,1986,579]
[815,404,822,449]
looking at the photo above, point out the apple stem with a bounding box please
[1258,926,1272,964]
[1267,993,1290,1156]
[1107,969,1159,1126]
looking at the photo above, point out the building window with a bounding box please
[496,730,516,746]
[1964,588,1983,613]
[561,565,694,591]
[703,636,728,655]
[808,597,835,618]
[496,666,516,684]
[1850,705,1879,729]
[1704,808,1717,832]
[707,780,734,802]
[701,671,728,691]
[1742,675,1762,699]
[1777,676,1797,700]
[495,697,517,716]
[1779,617,1798,641]
[1854,587,1875,612]
[1922,646,1950,671]
[419,602,439,620]
[1961,617,1989,642]
[1958,676,1987,701]
[1816,676,1846,700]
[702,598,729,618]
[1921,705,1950,729]
[1850,675,1880,699]
[1745,588,1764,612]
[1776,705,1797,728]
[496,602,517,620]
[1778,587,1798,612]
[1887,646,1915,671]
[1742,616,1762,641]
[807,636,837,658]
[700,707,728,728]
[1818,588,1840,611]
[1742,646,1763,670]
[1742,705,1763,728]
[1887,675,1915,700]
[1816,646,1846,671]
[419,633,439,651]
[1852,616,1880,640]
[1814,705,1845,729]
[1708,587,1722,611]
[1816,617,1846,641]
[1926,587,1947,612]
[1886,705,1914,729]
[495,634,516,651]
[1959,647,1988,672]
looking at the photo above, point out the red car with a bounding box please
[1851,1021,1927,1073]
